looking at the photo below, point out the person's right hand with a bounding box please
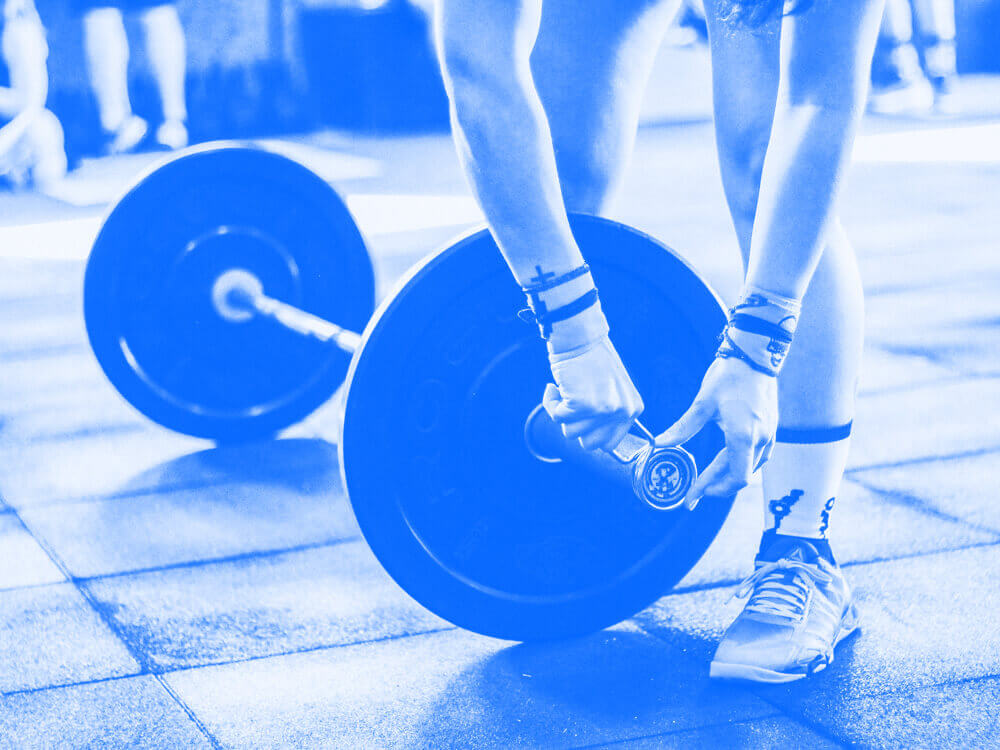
[542,334,644,453]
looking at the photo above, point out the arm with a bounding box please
[435,0,642,451]
[744,0,884,299]
[435,0,606,348]
[659,0,884,504]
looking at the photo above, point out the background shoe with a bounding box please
[924,41,961,116]
[710,536,860,683]
[869,76,935,115]
[930,75,961,115]
[156,119,189,151]
[107,115,148,155]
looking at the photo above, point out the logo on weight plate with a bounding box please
[642,448,695,508]
[650,461,681,496]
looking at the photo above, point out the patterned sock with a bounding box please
[762,423,852,561]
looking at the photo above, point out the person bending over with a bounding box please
[435,0,880,682]
[0,0,66,190]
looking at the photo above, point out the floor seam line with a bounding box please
[0,625,458,699]
[847,444,1000,474]
[567,709,789,749]
[152,673,224,750]
[6,510,221,746]
[847,477,1000,538]
[74,535,365,582]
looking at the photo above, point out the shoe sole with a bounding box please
[709,604,861,684]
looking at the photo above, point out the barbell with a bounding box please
[83,142,732,640]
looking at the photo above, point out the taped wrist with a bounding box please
[716,287,801,377]
[518,263,602,340]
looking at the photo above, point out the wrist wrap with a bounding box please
[519,288,601,339]
[519,263,601,340]
[716,287,801,377]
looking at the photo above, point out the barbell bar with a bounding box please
[209,264,698,511]
[83,142,734,640]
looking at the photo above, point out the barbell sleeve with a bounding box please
[524,404,697,511]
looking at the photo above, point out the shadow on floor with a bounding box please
[413,627,758,747]
[116,437,343,496]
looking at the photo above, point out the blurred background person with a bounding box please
[869,0,960,115]
[0,0,66,191]
[80,0,188,153]
[663,0,707,48]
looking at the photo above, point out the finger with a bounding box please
[656,400,712,448]
[707,433,754,498]
[578,422,623,452]
[685,449,729,511]
[541,383,562,419]
[560,415,612,441]
[604,419,634,456]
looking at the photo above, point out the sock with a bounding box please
[888,42,924,85]
[922,37,957,82]
[761,423,852,561]
[757,530,836,566]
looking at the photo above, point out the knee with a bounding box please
[717,121,770,226]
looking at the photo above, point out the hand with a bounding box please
[655,356,778,510]
[542,335,644,453]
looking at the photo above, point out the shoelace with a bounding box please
[732,559,834,622]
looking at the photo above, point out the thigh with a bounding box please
[530,0,679,214]
[702,0,781,262]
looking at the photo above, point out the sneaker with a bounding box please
[107,115,148,155]
[869,76,934,116]
[929,74,960,116]
[155,119,189,151]
[709,536,860,683]
[924,41,960,116]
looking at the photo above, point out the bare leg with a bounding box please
[140,3,188,148]
[910,0,956,40]
[530,0,681,214]
[83,7,132,132]
[910,0,958,109]
[871,0,933,113]
[883,0,915,42]
[27,108,67,189]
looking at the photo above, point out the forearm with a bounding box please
[743,0,882,303]
[447,71,584,284]
[744,100,863,301]
[443,62,606,351]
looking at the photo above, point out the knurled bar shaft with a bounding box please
[248,292,363,354]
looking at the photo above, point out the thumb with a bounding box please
[542,383,563,420]
[656,398,712,448]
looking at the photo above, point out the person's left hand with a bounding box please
[655,356,778,509]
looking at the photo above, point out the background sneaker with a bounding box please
[869,76,935,115]
[107,115,148,155]
[156,119,189,151]
[710,536,860,683]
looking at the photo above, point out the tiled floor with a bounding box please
[2,72,999,748]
